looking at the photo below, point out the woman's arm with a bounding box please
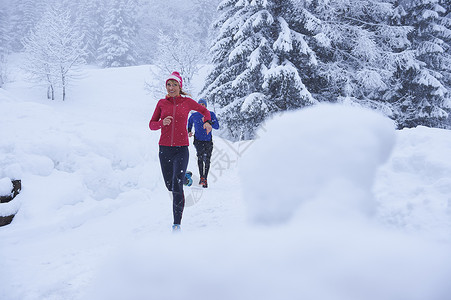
[211,112,220,130]
[191,100,212,134]
[149,102,163,130]
[192,100,211,122]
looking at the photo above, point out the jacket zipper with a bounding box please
[170,98,176,146]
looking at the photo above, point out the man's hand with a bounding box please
[189,132,193,137]
[203,122,212,134]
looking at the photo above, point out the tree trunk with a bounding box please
[61,70,66,101]
[46,73,55,100]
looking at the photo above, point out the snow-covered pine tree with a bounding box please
[73,0,107,64]
[304,0,409,116]
[202,0,318,141]
[147,31,204,96]
[192,0,221,40]
[22,4,86,101]
[97,0,138,68]
[388,0,450,128]
[186,0,222,61]
[135,0,182,64]
[438,0,451,128]
[8,0,43,51]
[0,6,10,87]
[134,2,158,64]
[136,0,220,64]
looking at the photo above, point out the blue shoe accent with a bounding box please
[184,172,193,186]
[172,224,181,232]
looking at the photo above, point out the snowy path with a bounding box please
[0,156,247,300]
[0,65,248,299]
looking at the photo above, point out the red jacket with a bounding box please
[149,95,211,146]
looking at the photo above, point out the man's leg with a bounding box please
[194,139,205,179]
[204,141,213,178]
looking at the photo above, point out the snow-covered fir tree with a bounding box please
[0,6,10,87]
[134,3,159,64]
[22,4,86,100]
[135,0,220,64]
[202,0,318,141]
[135,0,182,64]
[190,0,221,41]
[147,31,204,95]
[97,0,138,68]
[0,3,11,52]
[388,0,450,128]
[8,0,43,51]
[72,0,107,64]
[438,0,451,128]
[303,0,410,117]
[185,0,222,61]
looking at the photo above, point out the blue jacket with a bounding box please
[188,111,219,141]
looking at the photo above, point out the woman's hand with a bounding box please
[203,122,212,134]
[162,116,173,126]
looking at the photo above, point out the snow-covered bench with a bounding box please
[0,178,21,226]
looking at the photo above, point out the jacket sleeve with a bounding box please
[191,99,211,122]
[149,101,163,130]
[187,114,194,132]
[211,112,219,130]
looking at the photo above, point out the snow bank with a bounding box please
[87,226,451,300]
[0,198,20,217]
[375,126,451,241]
[240,103,396,224]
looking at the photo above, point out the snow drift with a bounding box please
[241,104,396,224]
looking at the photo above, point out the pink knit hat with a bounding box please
[166,71,183,89]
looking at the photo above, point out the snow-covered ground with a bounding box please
[1,64,451,300]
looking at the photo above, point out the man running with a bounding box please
[188,99,220,188]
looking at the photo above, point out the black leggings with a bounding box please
[193,139,213,178]
[159,146,189,225]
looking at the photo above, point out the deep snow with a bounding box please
[1,64,451,300]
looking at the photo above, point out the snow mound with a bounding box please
[375,126,451,241]
[240,103,395,224]
[0,177,13,195]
